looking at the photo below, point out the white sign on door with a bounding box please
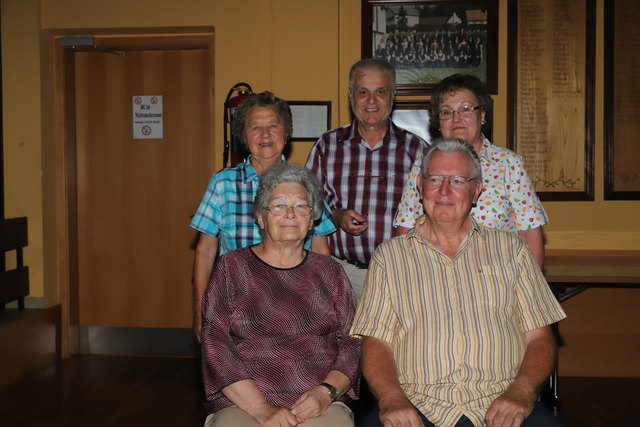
[133,95,163,139]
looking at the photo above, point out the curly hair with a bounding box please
[253,163,324,222]
[233,91,293,147]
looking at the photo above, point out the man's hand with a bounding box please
[290,385,333,423]
[362,336,424,426]
[486,326,556,427]
[378,393,424,426]
[485,382,536,427]
[252,402,299,427]
[332,208,368,236]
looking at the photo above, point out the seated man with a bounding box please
[351,138,566,427]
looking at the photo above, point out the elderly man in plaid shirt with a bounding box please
[306,58,428,298]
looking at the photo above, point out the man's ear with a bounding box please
[472,179,483,204]
[416,174,424,195]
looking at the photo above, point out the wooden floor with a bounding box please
[0,355,205,427]
[0,355,637,427]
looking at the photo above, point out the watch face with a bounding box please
[329,386,338,399]
[321,382,338,400]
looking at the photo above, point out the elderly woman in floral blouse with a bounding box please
[394,74,547,266]
[201,163,360,427]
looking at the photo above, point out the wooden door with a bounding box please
[74,47,212,328]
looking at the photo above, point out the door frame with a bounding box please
[43,27,215,357]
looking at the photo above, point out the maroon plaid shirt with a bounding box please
[306,120,427,263]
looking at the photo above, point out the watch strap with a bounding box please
[319,382,338,401]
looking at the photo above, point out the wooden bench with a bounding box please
[0,217,29,309]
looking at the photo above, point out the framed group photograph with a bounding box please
[361,0,498,95]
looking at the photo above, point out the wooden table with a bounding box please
[542,250,640,404]
[544,250,640,302]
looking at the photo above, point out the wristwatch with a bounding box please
[319,382,338,401]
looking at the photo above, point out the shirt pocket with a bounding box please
[470,264,517,317]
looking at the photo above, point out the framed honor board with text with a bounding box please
[507,0,595,201]
[604,0,640,200]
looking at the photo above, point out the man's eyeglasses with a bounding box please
[437,105,483,120]
[263,204,312,216]
[423,174,477,188]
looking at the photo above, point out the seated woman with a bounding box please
[201,163,360,427]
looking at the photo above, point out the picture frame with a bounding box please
[507,0,595,201]
[391,99,492,143]
[362,0,498,95]
[288,101,331,141]
[604,0,640,200]
[391,100,433,143]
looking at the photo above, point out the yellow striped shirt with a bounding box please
[351,217,566,426]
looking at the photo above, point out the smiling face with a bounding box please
[418,150,483,225]
[437,89,485,148]
[256,182,314,245]
[245,106,286,164]
[350,68,395,130]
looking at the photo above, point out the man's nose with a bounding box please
[438,179,452,194]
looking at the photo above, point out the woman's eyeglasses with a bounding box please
[437,105,483,120]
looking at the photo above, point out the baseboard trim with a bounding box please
[4,297,43,309]
[78,326,200,357]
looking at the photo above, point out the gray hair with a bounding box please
[348,58,396,92]
[421,138,482,180]
[233,91,293,147]
[253,163,324,221]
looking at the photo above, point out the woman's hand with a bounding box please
[253,402,299,427]
[290,385,333,423]
[221,380,298,427]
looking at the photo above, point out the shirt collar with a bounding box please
[407,214,486,244]
[476,134,491,159]
[346,119,394,150]
[241,155,287,182]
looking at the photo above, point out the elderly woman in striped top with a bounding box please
[201,163,360,427]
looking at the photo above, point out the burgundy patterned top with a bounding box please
[201,246,361,414]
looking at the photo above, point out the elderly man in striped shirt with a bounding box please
[306,58,427,299]
[351,138,566,427]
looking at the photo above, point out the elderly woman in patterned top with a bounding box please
[201,163,360,427]
[394,74,547,266]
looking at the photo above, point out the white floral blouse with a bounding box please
[393,137,548,232]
